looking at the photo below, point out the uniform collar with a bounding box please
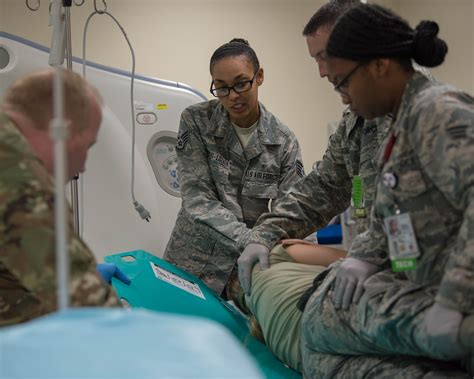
[0,113,36,159]
[344,108,362,139]
[394,71,431,126]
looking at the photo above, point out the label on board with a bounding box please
[150,262,206,300]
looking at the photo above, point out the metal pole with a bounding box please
[64,3,80,236]
[52,68,69,310]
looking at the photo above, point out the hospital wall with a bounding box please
[1,0,473,171]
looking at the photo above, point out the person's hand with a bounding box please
[238,243,269,295]
[421,302,464,359]
[280,239,316,247]
[333,257,381,309]
[96,263,131,285]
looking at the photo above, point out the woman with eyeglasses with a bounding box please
[163,38,304,297]
[297,4,474,378]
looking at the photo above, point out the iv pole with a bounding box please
[48,0,75,310]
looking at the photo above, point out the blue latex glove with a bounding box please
[420,302,464,359]
[333,257,381,309]
[96,263,131,285]
[238,243,269,295]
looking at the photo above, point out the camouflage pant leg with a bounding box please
[301,263,450,360]
[301,348,469,379]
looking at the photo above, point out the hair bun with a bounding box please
[415,20,439,38]
[229,38,249,46]
[412,20,448,67]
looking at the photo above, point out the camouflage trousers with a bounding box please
[301,351,468,378]
[300,262,469,378]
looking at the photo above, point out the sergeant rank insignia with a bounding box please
[176,130,189,151]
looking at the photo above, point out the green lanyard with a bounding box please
[352,175,366,217]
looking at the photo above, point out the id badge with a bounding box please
[384,213,420,272]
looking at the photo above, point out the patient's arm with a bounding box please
[280,238,315,247]
[282,242,346,267]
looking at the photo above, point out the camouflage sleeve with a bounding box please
[272,130,304,203]
[345,207,389,265]
[416,92,474,313]
[0,168,120,320]
[240,115,353,250]
[176,108,251,249]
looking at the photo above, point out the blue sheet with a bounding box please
[0,308,263,378]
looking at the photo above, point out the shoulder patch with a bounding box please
[446,125,467,140]
[467,125,474,140]
[295,160,305,178]
[176,130,190,151]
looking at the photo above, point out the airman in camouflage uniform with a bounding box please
[300,5,474,376]
[301,72,473,379]
[239,111,388,251]
[0,70,120,327]
[164,100,303,295]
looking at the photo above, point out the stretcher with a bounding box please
[105,249,302,378]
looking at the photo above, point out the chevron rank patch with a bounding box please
[176,130,190,151]
[295,160,305,178]
[446,125,467,140]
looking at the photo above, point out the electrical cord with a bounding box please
[82,5,151,223]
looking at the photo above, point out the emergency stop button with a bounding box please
[137,112,157,125]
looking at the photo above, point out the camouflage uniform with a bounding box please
[240,107,390,251]
[301,73,474,377]
[164,100,304,294]
[0,115,120,327]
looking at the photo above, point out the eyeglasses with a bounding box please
[210,70,259,98]
[334,63,364,94]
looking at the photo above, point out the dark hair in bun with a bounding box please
[326,3,448,68]
[210,38,260,73]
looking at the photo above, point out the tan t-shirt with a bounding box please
[232,120,258,148]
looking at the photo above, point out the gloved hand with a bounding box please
[333,257,381,310]
[96,263,131,285]
[420,302,464,359]
[238,243,269,295]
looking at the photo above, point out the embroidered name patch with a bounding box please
[210,152,230,169]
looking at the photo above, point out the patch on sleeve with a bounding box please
[295,160,305,178]
[446,125,467,140]
[176,130,190,151]
[467,125,474,140]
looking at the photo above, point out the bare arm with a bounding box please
[283,243,346,266]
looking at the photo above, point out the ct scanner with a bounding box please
[0,31,207,261]
[0,33,302,378]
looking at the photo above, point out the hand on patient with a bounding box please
[333,257,381,310]
[420,302,464,359]
[238,243,269,295]
[96,263,131,285]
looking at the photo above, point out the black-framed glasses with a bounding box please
[210,70,259,98]
[334,63,364,94]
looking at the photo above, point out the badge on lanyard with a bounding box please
[382,172,398,189]
[384,212,420,272]
[351,175,366,218]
